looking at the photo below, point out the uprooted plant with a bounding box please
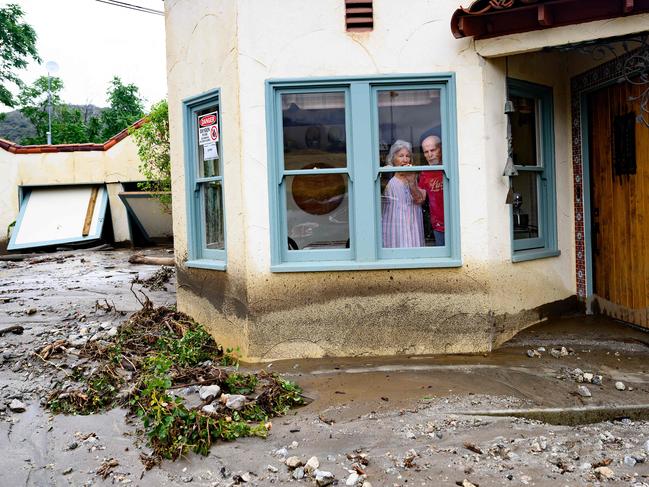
[44,297,304,462]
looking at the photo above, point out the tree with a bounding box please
[100,76,145,140]
[0,4,40,109]
[130,99,171,209]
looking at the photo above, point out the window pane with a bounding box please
[511,95,538,167]
[197,105,220,177]
[285,174,349,250]
[203,181,224,250]
[381,171,446,248]
[281,92,347,171]
[377,89,442,167]
[512,172,539,240]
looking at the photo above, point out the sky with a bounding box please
[2,0,166,111]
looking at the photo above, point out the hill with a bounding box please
[0,105,104,144]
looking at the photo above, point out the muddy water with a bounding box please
[240,315,649,422]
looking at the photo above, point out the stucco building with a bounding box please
[165,0,649,361]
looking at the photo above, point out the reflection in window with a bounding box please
[377,89,441,166]
[204,181,225,250]
[285,174,349,250]
[512,172,539,240]
[511,95,538,167]
[282,92,347,170]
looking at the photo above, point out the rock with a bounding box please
[304,456,319,475]
[537,347,546,352]
[106,327,118,338]
[624,455,637,467]
[594,466,614,479]
[289,440,299,449]
[579,462,591,470]
[645,439,649,453]
[285,456,303,469]
[526,349,540,358]
[583,372,594,383]
[577,385,591,397]
[550,348,562,358]
[199,385,221,401]
[26,308,37,315]
[615,381,626,391]
[462,481,477,487]
[573,368,584,376]
[201,404,217,414]
[362,482,372,487]
[9,399,26,412]
[593,375,603,386]
[346,472,360,486]
[223,394,246,410]
[292,467,305,480]
[180,475,193,483]
[314,469,335,486]
[62,467,73,475]
[274,447,288,458]
[267,465,278,473]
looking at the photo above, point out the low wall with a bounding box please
[0,122,146,247]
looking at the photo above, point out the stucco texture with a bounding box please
[164,0,635,361]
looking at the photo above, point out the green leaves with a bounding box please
[0,4,40,108]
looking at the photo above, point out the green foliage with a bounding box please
[220,347,241,367]
[46,306,304,462]
[16,75,145,145]
[130,99,171,208]
[0,4,40,108]
[224,373,258,395]
[100,76,144,141]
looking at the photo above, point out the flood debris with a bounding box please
[128,254,175,266]
[97,458,119,479]
[131,265,174,291]
[42,298,305,463]
[0,325,24,335]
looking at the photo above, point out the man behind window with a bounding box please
[418,135,445,246]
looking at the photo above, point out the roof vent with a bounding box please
[345,0,373,32]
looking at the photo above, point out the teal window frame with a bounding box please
[266,73,461,272]
[182,88,227,270]
[508,78,560,263]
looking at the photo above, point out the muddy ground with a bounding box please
[1,248,649,486]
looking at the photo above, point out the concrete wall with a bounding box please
[0,135,145,247]
[165,0,623,361]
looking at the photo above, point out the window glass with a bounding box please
[197,105,220,177]
[377,89,441,166]
[512,172,539,240]
[377,89,446,249]
[511,95,538,167]
[285,174,350,250]
[204,181,225,250]
[281,92,347,171]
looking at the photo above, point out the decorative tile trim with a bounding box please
[570,50,635,300]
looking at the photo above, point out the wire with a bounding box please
[94,0,164,16]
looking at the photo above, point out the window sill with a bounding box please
[185,259,227,271]
[512,248,561,263]
[271,258,462,273]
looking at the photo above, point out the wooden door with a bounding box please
[588,81,649,328]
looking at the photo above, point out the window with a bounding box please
[266,74,460,271]
[508,79,559,262]
[183,89,226,270]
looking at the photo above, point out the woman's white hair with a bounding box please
[385,139,412,166]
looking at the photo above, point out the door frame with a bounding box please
[571,46,647,310]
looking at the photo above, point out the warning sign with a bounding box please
[198,111,219,145]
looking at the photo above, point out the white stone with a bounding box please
[644,439,649,453]
[304,456,319,475]
[292,467,305,480]
[615,381,626,391]
[346,473,360,486]
[624,455,637,467]
[594,466,614,479]
[267,465,278,473]
[577,385,591,397]
[314,470,335,486]
[201,404,217,414]
[198,385,221,401]
[583,372,594,383]
[8,399,26,412]
[224,394,246,410]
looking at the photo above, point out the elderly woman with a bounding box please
[381,140,426,248]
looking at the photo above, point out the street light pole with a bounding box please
[45,61,59,145]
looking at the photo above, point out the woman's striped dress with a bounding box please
[381,176,425,248]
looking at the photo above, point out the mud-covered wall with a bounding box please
[166,0,582,361]
[0,136,144,247]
